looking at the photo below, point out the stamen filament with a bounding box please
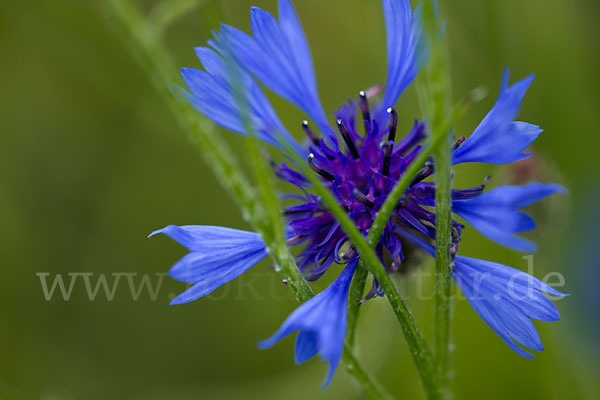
[336,119,360,159]
[302,120,321,146]
[307,153,335,181]
[387,107,398,142]
[382,140,393,176]
[410,160,434,186]
[359,90,371,132]
[352,188,374,208]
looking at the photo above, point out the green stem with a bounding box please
[346,259,368,348]
[227,52,314,302]
[417,1,454,398]
[147,0,205,39]
[103,0,386,397]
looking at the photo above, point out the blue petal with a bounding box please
[469,182,568,209]
[381,0,421,112]
[216,2,329,132]
[149,225,264,252]
[452,183,566,252]
[180,47,303,155]
[453,255,567,356]
[167,247,267,284]
[295,331,319,364]
[462,263,560,321]
[258,259,358,387]
[454,273,535,358]
[396,229,568,356]
[457,255,568,297]
[395,228,435,256]
[149,225,268,304]
[278,0,318,102]
[453,70,540,165]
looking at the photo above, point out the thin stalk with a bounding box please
[417,1,454,398]
[103,0,386,397]
[148,0,205,39]
[346,259,368,348]
[227,52,314,301]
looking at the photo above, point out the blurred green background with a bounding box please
[1,0,599,399]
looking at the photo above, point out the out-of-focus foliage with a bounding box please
[0,0,598,399]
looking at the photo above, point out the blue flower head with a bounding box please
[151,0,567,385]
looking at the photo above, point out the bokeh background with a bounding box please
[1,0,599,399]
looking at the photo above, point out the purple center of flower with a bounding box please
[277,92,487,297]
